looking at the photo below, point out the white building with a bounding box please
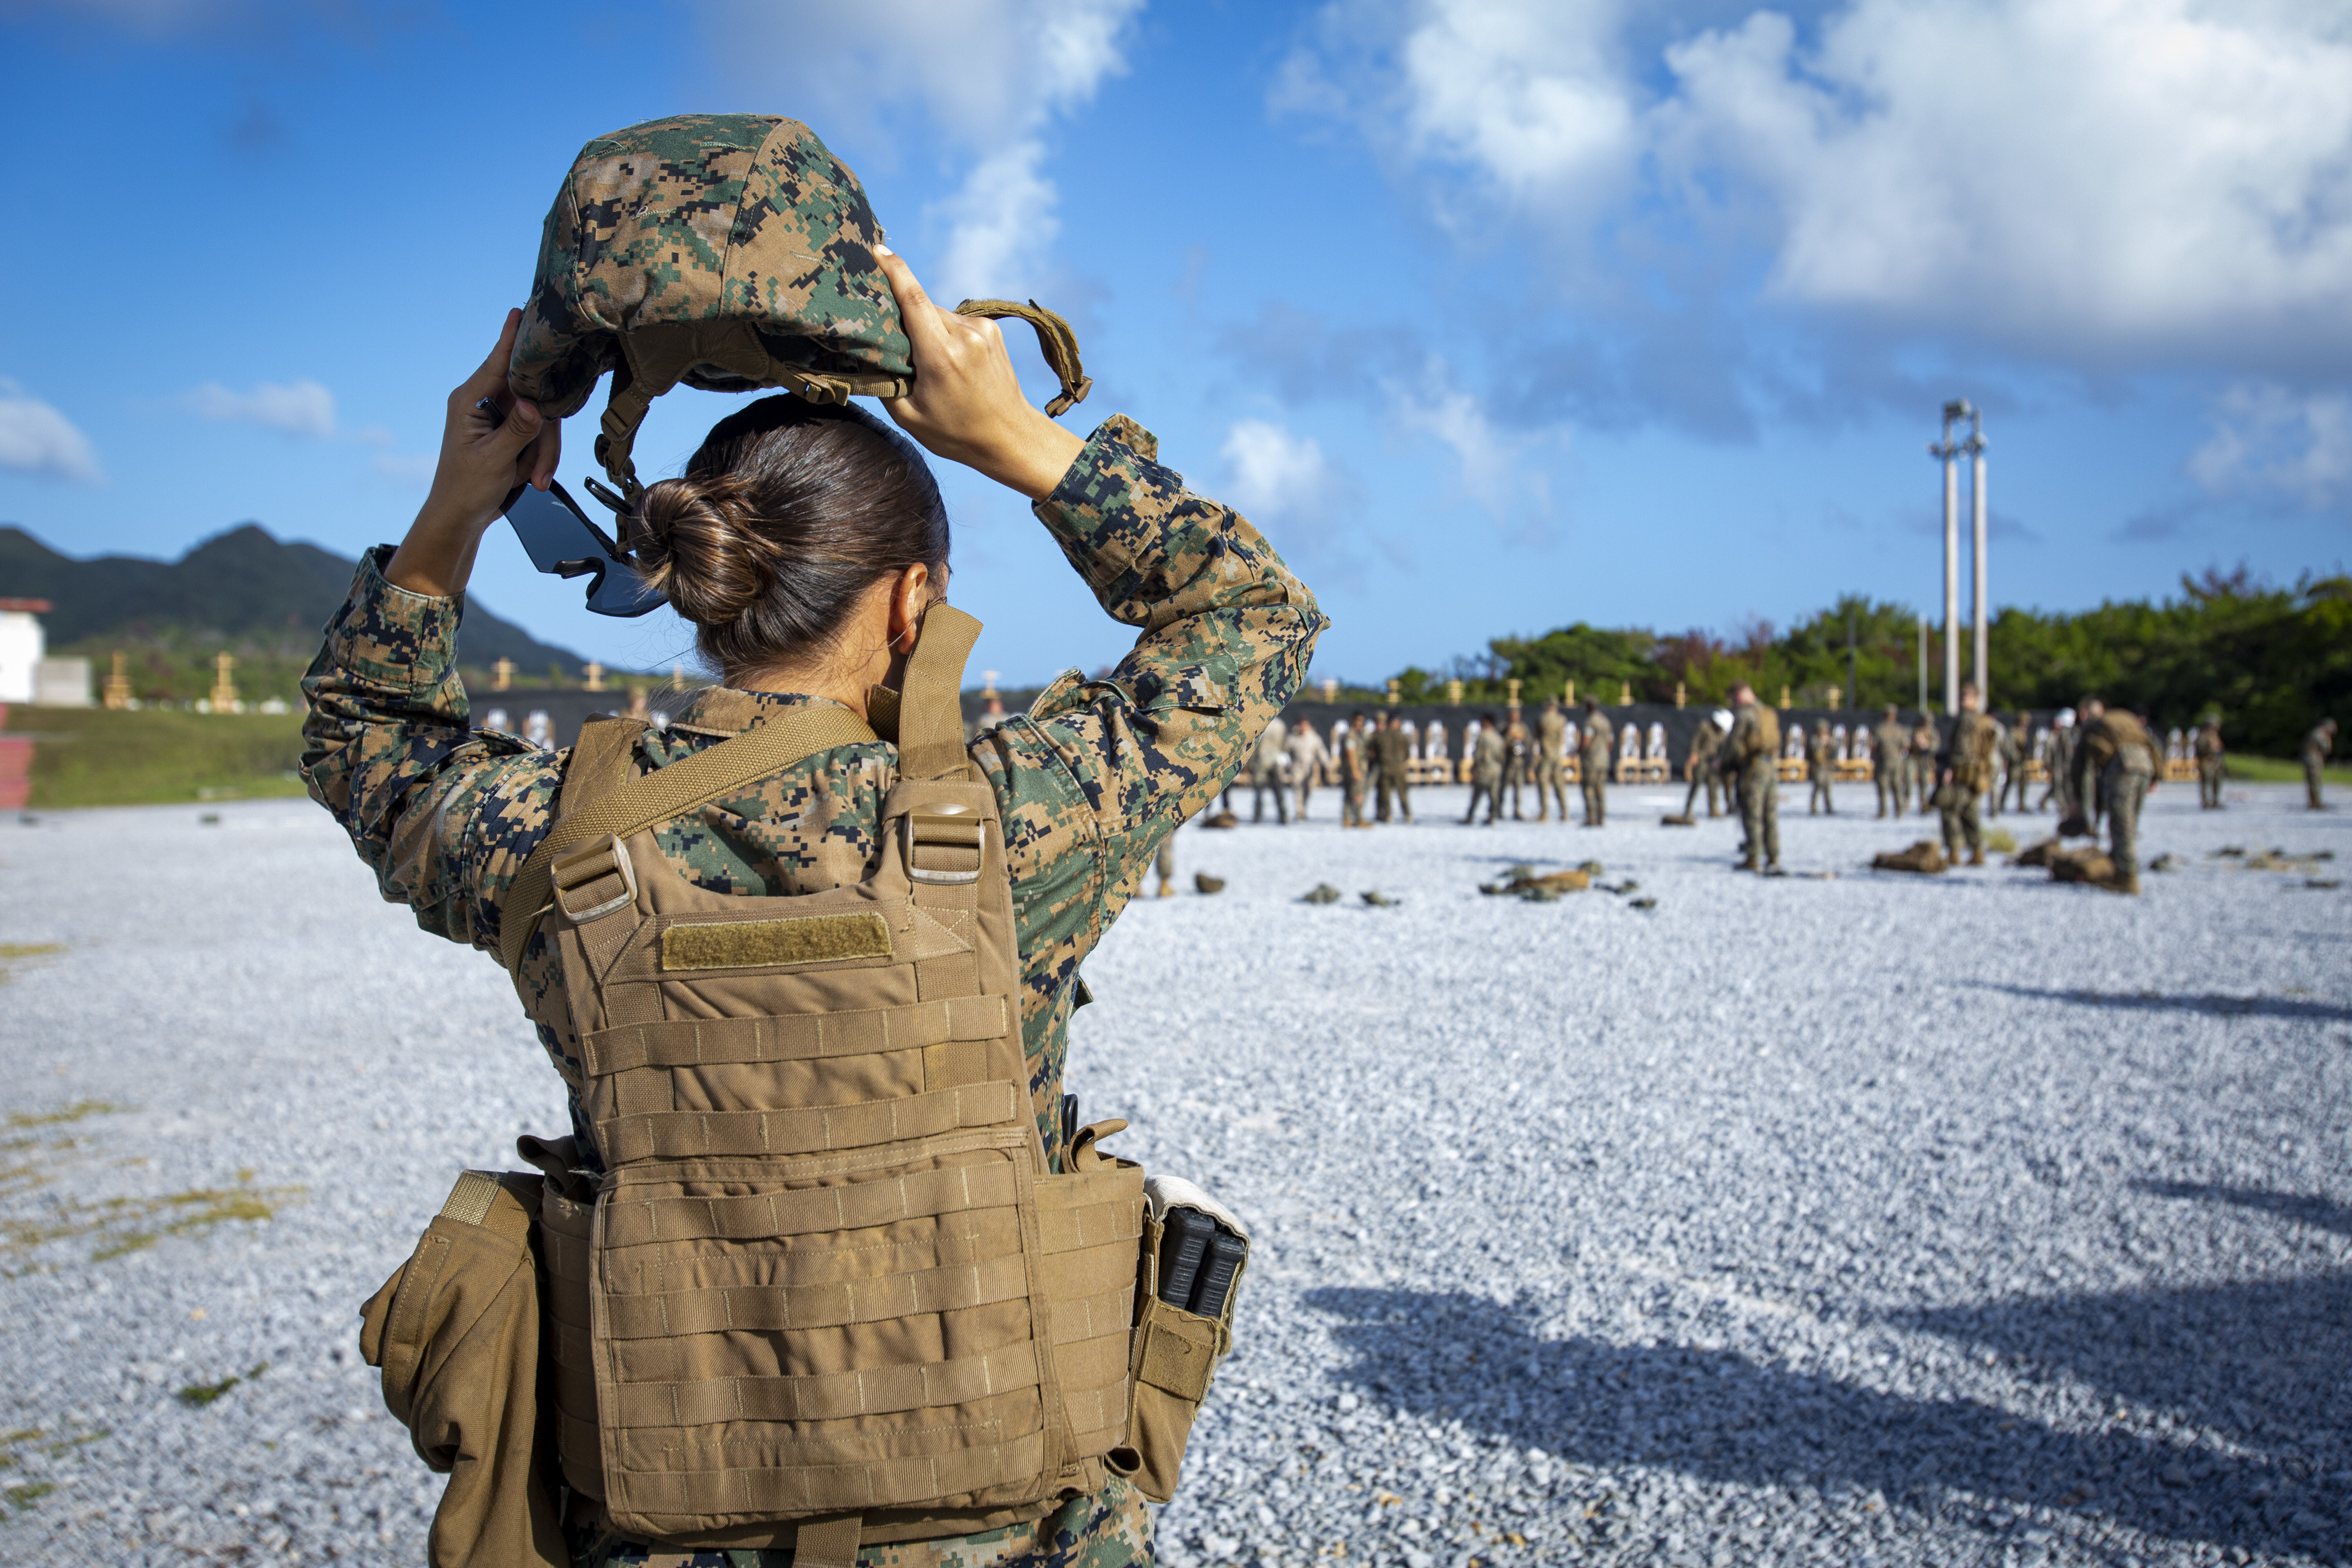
[0,598,50,704]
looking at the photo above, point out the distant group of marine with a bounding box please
[1192,690,2338,900]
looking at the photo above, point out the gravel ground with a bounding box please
[1,778,2346,1567]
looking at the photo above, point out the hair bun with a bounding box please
[637,473,784,626]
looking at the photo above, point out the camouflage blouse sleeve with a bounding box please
[973,413,1326,1002]
[299,549,562,951]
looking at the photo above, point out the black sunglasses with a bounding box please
[498,479,665,618]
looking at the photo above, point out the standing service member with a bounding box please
[1534,697,1570,821]
[1872,704,1908,819]
[303,116,1321,1568]
[1287,708,1331,821]
[1718,682,1782,874]
[1937,681,1997,867]
[1463,713,1506,825]
[2194,715,2226,810]
[1373,710,1414,824]
[1684,708,1729,819]
[1579,698,1613,827]
[2305,717,2337,809]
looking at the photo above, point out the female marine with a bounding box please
[302,250,1323,1566]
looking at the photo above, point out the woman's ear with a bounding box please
[888,561,933,654]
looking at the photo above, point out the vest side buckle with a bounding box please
[551,834,639,922]
[903,808,984,885]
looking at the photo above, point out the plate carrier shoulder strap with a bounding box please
[511,607,1146,1561]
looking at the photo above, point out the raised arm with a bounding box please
[967,416,1324,988]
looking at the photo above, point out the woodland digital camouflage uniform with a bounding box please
[1533,702,1569,821]
[1938,707,1999,861]
[1578,709,1613,826]
[1871,711,1908,818]
[2071,709,2162,887]
[1805,723,1836,815]
[566,1482,1151,1568]
[1720,701,1780,870]
[1682,716,1724,818]
[302,413,1324,1567]
[511,114,914,422]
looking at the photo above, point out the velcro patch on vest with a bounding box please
[660,914,892,971]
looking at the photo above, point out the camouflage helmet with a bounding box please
[510,113,1090,500]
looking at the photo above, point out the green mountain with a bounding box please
[0,523,596,701]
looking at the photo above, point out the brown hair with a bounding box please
[631,396,950,680]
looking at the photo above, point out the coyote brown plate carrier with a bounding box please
[512,608,1145,1560]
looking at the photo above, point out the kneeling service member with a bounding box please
[2063,696,2162,894]
[1718,681,1781,873]
[1937,682,1997,865]
[2306,717,2337,810]
[304,118,1320,1568]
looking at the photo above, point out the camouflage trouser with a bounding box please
[1293,774,1315,821]
[2307,754,2326,809]
[1155,834,1175,889]
[2199,758,2225,808]
[570,1482,1154,1568]
[1940,783,1982,858]
[1874,768,1903,817]
[1581,769,1606,826]
[1342,777,1368,825]
[1534,757,1567,820]
[1502,758,1526,818]
[1683,770,1721,819]
[1998,765,2029,814]
[1738,767,1779,868]
[1375,772,1412,822]
[1462,781,1499,824]
[1251,765,1288,823]
[2104,760,2152,880]
[1808,774,1833,814]
[1910,757,1936,813]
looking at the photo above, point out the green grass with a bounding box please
[3,707,309,808]
[2224,754,2352,785]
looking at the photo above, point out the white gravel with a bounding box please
[2,780,2347,1567]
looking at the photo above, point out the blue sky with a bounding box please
[2,0,2348,687]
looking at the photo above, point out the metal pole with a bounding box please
[1931,400,1971,716]
[1968,411,1988,708]
[1942,447,1959,714]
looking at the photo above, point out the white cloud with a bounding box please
[0,379,102,483]
[185,377,337,439]
[2188,385,2352,509]
[1281,0,1636,204]
[693,0,1142,299]
[1387,360,1555,540]
[1284,0,2352,366]
[1222,419,1334,523]
[1662,1,2352,353]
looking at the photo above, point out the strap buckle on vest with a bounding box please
[551,834,639,923]
[904,806,984,885]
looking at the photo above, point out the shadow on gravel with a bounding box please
[1306,1285,2350,1559]
[1972,984,2352,1023]
[2128,1180,2352,1237]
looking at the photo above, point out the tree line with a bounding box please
[1387,568,2350,757]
